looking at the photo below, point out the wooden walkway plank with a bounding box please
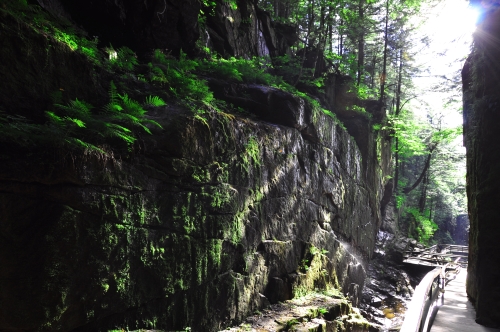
[430,271,500,332]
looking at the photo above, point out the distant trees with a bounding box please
[251,0,466,245]
[388,105,464,244]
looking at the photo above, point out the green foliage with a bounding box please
[406,207,438,245]
[282,318,299,331]
[144,95,166,107]
[318,307,329,315]
[11,2,105,68]
[151,50,214,104]
[355,83,378,100]
[53,28,78,50]
[309,245,328,256]
[199,56,281,86]
[199,0,237,13]
[108,46,138,71]
[53,29,100,64]
[395,194,405,209]
[102,81,163,136]
[240,136,261,173]
[387,110,428,158]
[339,53,358,79]
[431,126,462,145]
[1,83,162,152]
[6,2,102,65]
[347,105,369,115]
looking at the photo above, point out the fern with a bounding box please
[144,95,166,107]
[105,123,136,144]
[102,81,163,140]
[108,46,138,71]
[66,137,105,153]
[55,99,93,118]
[104,81,120,113]
[2,80,163,152]
[118,93,146,117]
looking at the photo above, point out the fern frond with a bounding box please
[144,95,166,107]
[106,123,132,133]
[114,131,136,144]
[105,123,135,144]
[66,137,105,153]
[65,117,86,128]
[54,99,93,119]
[109,81,119,106]
[117,47,138,70]
[68,99,92,117]
[115,113,139,123]
[144,119,163,130]
[136,122,152,134]
[46,111,63,124]
[103,102,123,113]
[119,93,146,116]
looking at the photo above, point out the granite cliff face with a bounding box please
[0,99,384,331]
[0,1,390,330]
[462,2,500,327]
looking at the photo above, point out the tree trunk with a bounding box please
[293,0,314,86]
[418,172,429,213]
[394,137,400,193]
[357,0,365,86]
[312,3,326,78]
[404,147,435,195]
[339,19,344,56]
[393,49,404,193]
[379,0,389,103]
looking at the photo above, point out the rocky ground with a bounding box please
[223,291,377,332]
[221,231,430,332]
[359,231,429,332]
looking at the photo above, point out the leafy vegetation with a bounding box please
[406,207,438,245]
[0,82,163,152]
[108,46,138,71]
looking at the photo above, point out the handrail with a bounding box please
[400,267,443,332]
[400,245,467,331]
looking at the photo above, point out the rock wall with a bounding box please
[52,0,201,57]
[462,2,500,327]
[204,0,297,58]
[0,2,390,331]
[0,100,385,331]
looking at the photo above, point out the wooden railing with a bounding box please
[400,267,444,332]
[400,250,464,332]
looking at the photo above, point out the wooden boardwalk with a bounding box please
[430,271,500,332]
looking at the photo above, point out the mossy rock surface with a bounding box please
[0,3,390,331]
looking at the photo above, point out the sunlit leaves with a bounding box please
[145,96,167,107]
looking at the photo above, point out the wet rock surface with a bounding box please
[360,231,427,331]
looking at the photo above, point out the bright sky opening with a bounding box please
[411,0,479,128]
